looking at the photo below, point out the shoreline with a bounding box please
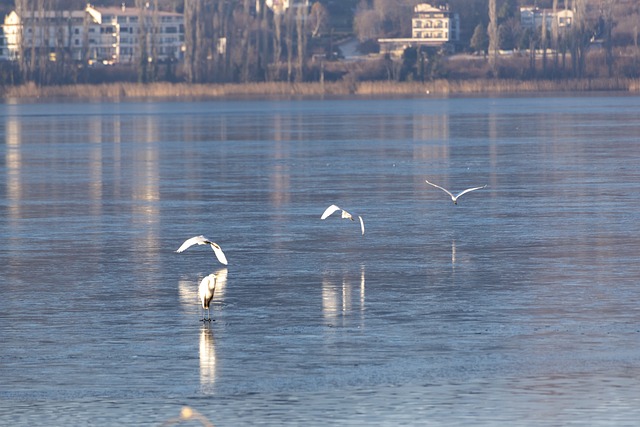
[2,78,640,100]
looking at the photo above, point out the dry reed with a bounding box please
[2,78,639,100]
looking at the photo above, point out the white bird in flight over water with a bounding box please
[199,274,217,322]
[176,235,228,265]
[425,180,487,205]
[321,204,365,235]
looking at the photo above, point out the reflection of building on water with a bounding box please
[451,239,456,268]
[270,114,291,208]
[212,268,228,300]
[178,278,198,312]
[88,118,103,217]
[199,325,216,389]
[322,266,366,324]
[131,118,161,285]
[5,116,22,220]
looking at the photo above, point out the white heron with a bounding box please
[425,180,487,205]
[199,274,217,322]
[321,204,365,235]
[176,235,228,265]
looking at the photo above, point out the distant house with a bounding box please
[378,3,460,57]
[86,5,184,65]
[263,0,309,15]
[2,9,87,61]
[520,7,573,31]
[1,4,184,65]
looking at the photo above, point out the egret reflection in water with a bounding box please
[451,239,456,269]
[199,325,216,391]
[322,266,366,326]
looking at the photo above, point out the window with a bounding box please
[166,27,177,34]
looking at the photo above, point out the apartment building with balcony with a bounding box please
[379,3,460,57]
[1,4,184,65]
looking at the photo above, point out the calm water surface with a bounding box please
[1,95,639,425]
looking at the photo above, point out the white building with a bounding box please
[86,5,184,64]
[263,0,309,15]
[520,7,573,31]
[412,3,460,44]
[379,3,460,57]
[2,9,87,61]
[1,4,184,65]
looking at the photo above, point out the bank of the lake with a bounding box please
[2,78,640,99]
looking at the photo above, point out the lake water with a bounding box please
[1,95,639,426]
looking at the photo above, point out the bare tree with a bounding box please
[308,2,328,38]
[601,0,615,77]
[541,9,548,75]
[183,0,207,83]
[150,0,160,82]
[488,0,498,75]
[272,11,283,80]
[569,0,590,78]
[354,1,382,42]
[285,6,294,82]
[135,0,149,82]
[551,0,559,73]
[295,3,308,82]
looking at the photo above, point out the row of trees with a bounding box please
[2,0,639,86]
[2,0,337,85]
[471,0,614,78]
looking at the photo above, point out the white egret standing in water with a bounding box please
[177,235,228,265]
[321,204,365,235]
[425,180,487,205]
[199,274,217,322]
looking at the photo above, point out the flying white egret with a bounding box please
[176,235,228,265]
[199,274,217,322]
[425,180,487,205]
[321,204,365,235]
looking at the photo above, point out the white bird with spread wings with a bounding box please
[177,235,228,265]
[321,204,365,235]
[425,180,487,205]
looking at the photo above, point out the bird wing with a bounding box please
[455,185,487,199]
[209,242,228,265]
[358,216,365,235]
[321,204,341,219]
[176,235,209,253]
[425,180,455,199]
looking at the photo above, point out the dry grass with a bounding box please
[2,78,640,100]
[357,78,640,95]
